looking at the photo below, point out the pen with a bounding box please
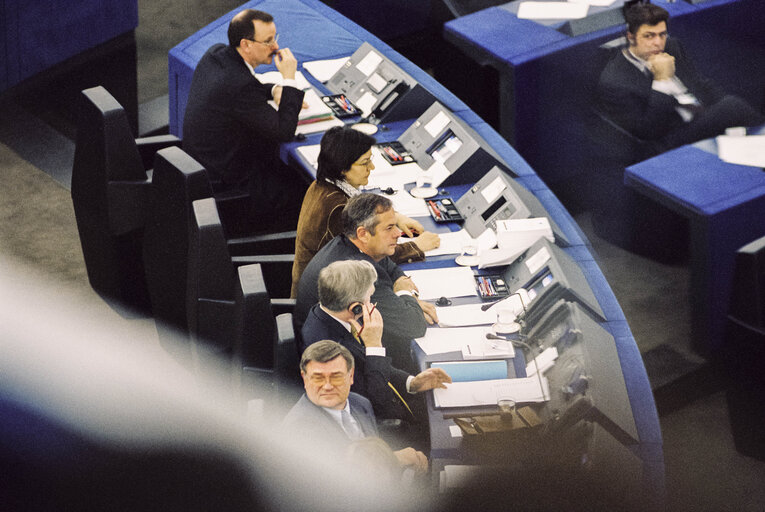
[427,200,441,219]
[358,303,377,336]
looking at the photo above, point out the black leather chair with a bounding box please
[189,198,298,403]
[143,147,295,360]
[71,86,179,313]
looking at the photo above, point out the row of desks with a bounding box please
[168,0,662,505]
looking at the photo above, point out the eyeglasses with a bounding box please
[352,158,373,168]
[245,33,279,47]
[308,372,348,387]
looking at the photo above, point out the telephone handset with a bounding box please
[370,81,410,120]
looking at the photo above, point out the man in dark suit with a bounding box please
[283,340,428,473]
[183,9,307,230]
[598,3,763,152]
[294,194,438,369]
[301,260,450,421]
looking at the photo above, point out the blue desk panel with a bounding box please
[2,0,138,92]
[625,144,765,355]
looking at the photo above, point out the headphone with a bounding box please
[350,303,363,316]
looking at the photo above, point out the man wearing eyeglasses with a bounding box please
[283,340,429,474]
[598,3,763,153]
[183,9,307,231]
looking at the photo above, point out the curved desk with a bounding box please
[442,0,765,187]
[169,1,662,507]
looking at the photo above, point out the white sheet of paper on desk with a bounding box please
[295,116,344,135]
[385,190,430,217]
[424,229,497,257]
[405,267,478,300]
[567,0,616,7]
[462,339,515,360]
[525,346,558,376]
[716,135,765,168]
[255,70,311,90]
[303,57,350,83]
[297,89,334,119]
[415,325,493,355]
[436,303,497,327]
[296,144,320,169]
[517,1,589,19]
[433,376,550,407]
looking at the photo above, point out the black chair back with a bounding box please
[71,86,151,312]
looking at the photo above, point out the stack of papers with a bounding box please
[405,267,478,300]
[716,135,765,168]
[436,303,497,327]
[422,228,497,257]
[433,376,550,407]
[415,326,495,355]
[302,57,350,83]
[255,70,312,90]
[430,360,508,382]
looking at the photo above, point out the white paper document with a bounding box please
[525,346,559,376]
[436,303,497,327]
[517,1,589,19]
[255,70,312,90]
[302,57,350,83]
[405,267,478,300]
[296,144,320,169]
[716,135,765,168]
[433,376,550,407]
[386,190,430,217]
[363,146,422,190]
[462,338,515,360]
[297,89,334,120]
[415,326,494,355]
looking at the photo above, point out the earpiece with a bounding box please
[350,304,363,316]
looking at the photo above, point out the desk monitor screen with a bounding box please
[397,102,514,186]
[501,238,605,326]
[456,166,570,246]
[525,299,639,446]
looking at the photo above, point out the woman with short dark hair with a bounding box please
[290,126,439,297]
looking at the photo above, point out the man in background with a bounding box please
[598,2,763,153]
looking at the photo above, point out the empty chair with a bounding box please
[188,198,297,401]
[143,146,215,355]
[143,147,296,361]
[71,85,179,313]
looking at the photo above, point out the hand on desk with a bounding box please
[409,367,451,393]
[418,299,438,325]
[393,447,429,474]
[272,85,309,109]
[394,275,419,295]
[412,231,440,253]
[396,213,423,237]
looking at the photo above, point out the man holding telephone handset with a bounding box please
[300,260,451,422]
[183,9,307,231]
